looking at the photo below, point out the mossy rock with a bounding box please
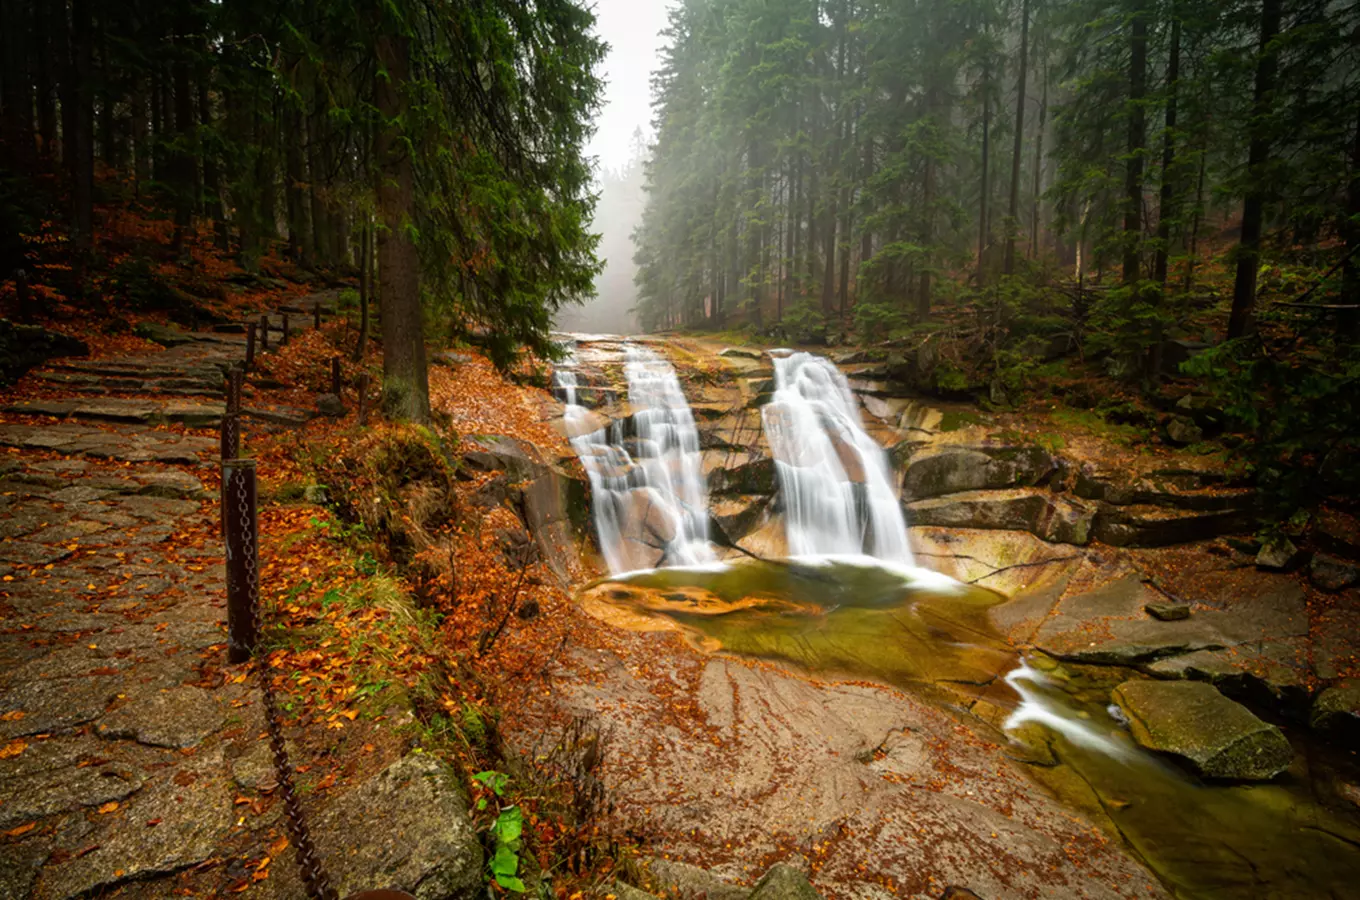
[1113,680,1292,780]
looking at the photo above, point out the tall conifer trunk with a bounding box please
[373,28,429,422]
[1228,0,1282,338]
[1004,0,1030,276]
[1123,0,1148,284]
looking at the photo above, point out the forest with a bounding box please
[0,0,605,418]
[633,0,1360,521]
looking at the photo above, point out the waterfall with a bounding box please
[556,343,715,573]
[762,351,914,563]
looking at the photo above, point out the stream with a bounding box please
[554,339,1360,899]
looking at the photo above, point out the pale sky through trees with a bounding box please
[585,0,674,176]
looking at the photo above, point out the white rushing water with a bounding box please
[556,343,715,573]
[1003,662,1136,760]
[762,351,914,563]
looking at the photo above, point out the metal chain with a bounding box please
[257,660,338,900]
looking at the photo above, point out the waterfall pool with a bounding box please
[579,556,1360,899]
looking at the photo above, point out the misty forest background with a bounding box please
[0,0,1358,530]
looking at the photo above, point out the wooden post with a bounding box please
[13,269,32,322]
[357,373,370,425]
[330,356,341,396]
[220,413,240,461]
[281,313,289,346]
[225,366,243,415]
[313,300,322,330]
[259,314,270,351]
[222,458,260,663]
[245,322,256,370]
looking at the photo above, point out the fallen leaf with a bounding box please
[3,822,36,838]
[97,801,119,814]
[0,739,28,759]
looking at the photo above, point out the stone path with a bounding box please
[0,291,475,899]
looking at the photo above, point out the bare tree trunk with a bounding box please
[1123,0,1148,284]
[1154,13,1181,287]
[1228,0,1282,338]
[1030,45,1047,259]
[1003,0,1030,276]
[373,30,429,422]
[354,217,372,361]
[978,57,991,285]
[70,0,95,249]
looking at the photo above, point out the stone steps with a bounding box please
[3,398,311,429]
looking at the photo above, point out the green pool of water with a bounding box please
[590,557,1360,899]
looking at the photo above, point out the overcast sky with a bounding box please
[585,0,676,176]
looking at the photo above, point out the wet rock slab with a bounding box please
[39,762,235,899]
[1112,679,1293,780]
[96,685,225,749]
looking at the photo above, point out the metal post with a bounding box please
[223,459,260,664]
[225,366,243,415]
[245,322,256,370]
[260,314,270,351]
[281,313,290,346]
[330,356,341,396]
[313,300,322,329]
[357,373,370,426]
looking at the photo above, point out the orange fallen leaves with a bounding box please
[4,822,36,838]
[96,801,119,814]
[0,739,27,759]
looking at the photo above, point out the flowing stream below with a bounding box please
[557,339,1360,898]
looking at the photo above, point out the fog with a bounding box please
[554,0,673,336]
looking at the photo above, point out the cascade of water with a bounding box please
[762,351,914,562]
[1003,662,1136,760]
[555,343,715,573]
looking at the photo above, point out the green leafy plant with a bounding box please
[473,771,526,893]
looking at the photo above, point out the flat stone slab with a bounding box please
[96,685,225,749]
[0,423,214,463]
[0,676,121,738]
[1112,679,1293,780]
[1,541,72,566]
[40,763,235,899]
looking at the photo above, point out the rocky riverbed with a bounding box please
[500,333,1360,899]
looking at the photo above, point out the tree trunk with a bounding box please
[1003,0,1030,276]
[2,0,35,163]
[373,30,429,422]
[1228,0,1282,339]
[285,103,312,265]
[198,65,228,250]
[978,58,991,285]
[70,0,95,249]
[35,0,56,161]
[1154,13,1181,287]
[1030,45,1047,259]
[354,217,372,362]
[307,106,331,267]
[1338,86,1360,337]
[1123,0,1148,284]
[171,18,196,253]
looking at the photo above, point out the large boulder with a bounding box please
[0,319,89,385]
[1310,683,1360,744]
[899,445,1055,501]
[905,489,1095,545]
[1112,680,1293,780]
[1092,505,1250,547]
[313,753,483,899]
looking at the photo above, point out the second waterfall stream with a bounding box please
[762,350,914,563]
